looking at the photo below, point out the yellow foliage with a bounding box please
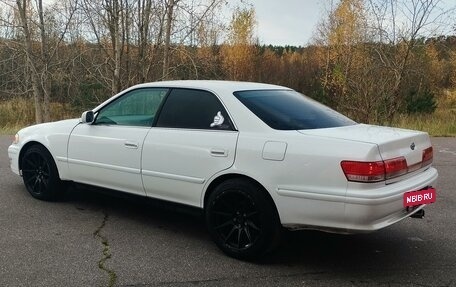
[425,43,445,88]
[220,44,256,81]
[328,0,365,47]
[227,8,256,45]
[0,98,79,130]
[450,51,456,88]
[221,7,257,81]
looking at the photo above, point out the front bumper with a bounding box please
[8,144,20,176]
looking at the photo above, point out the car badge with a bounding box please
[410,142,415,150]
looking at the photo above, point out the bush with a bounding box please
[405,89,437,114]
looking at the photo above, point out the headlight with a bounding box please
[13,134,19,144]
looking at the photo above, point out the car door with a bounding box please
[67,88,168,195]
[142,88,239,206]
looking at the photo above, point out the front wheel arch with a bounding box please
[20,142,65,200]
[19,141,52,172]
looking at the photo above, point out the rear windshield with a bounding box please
[234,90,356,130]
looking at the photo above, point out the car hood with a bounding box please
[298,124,431,170]
[19,118,80,135]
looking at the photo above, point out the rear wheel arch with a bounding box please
[203,174,279,217]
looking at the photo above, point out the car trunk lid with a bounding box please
[298,124,432,182]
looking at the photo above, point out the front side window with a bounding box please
[156,89,233,130]
[95,88,168,127]
[234,90,356,130]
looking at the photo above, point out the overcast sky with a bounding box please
[249,0,324,46]
[248,0,456,47]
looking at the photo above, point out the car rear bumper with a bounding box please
[342,166,438,231]
[279,167,438,233]
[8,144,20,176]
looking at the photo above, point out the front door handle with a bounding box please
[124,141,139,149]
[210,149,228,157]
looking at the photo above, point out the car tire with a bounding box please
[21,144,65,201]
[206,178,281,260]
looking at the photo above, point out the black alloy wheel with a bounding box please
[206,178,281,260]
[211,190,261,250]
[21,144,63,200]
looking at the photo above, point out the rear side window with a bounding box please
[234,90,356,130]
[156,89,233,130]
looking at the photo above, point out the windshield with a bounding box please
[234,90,356,130]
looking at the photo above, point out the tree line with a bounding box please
[0,0,455,124]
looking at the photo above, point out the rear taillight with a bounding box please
[340,161,385,182]
[342,146,433,183]
[341,157,408,183]
[384,157,408,179]
[422,147,433,167]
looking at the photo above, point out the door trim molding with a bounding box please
[142,169,205,184]
[67,158,141,174]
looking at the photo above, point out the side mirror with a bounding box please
[80,110,94,124]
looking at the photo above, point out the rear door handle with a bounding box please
[124,141,139,149]
[210,149,228,157]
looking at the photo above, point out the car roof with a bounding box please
[132,80,291,94]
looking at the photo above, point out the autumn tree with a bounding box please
[1,0,455,129]
[315,0,454,123]
[9,0,77,123]
[221,7,257,81]
[193,16,225,79]
[135,0,165,82]
[366,0,452,121]
[315,0,375,121]
[161,0,224,79]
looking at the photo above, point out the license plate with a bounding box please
[403,187,436,207]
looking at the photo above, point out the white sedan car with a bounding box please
[8,80,438,259]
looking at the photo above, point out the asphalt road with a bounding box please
[1,135,455,287]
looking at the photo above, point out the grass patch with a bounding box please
[391,110,456,137]
[391,90,456,137]
[0,125,24,135]
[0,98,79,135]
